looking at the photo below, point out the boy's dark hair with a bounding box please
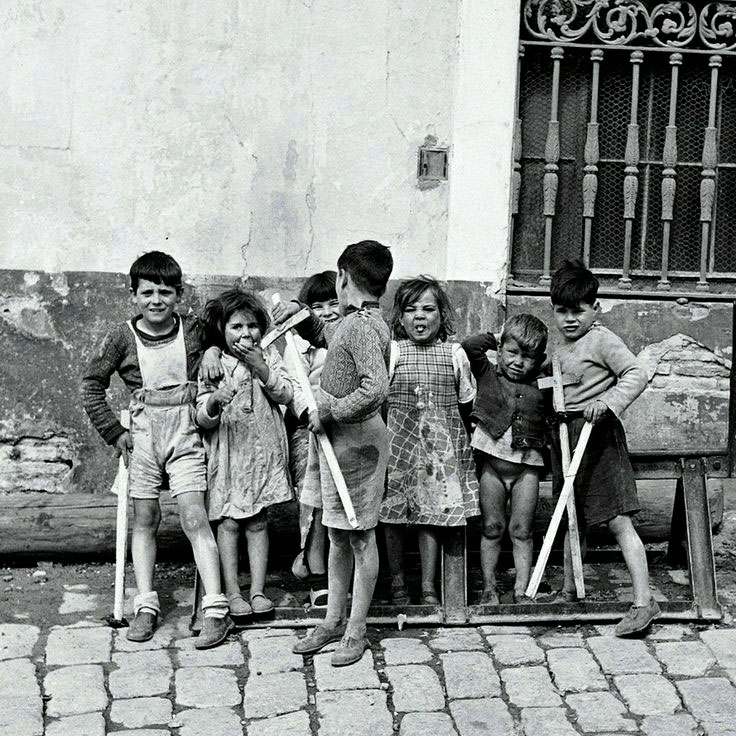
[501,313,548,359]
[201,288,271,351]
[336,240,393,298]
[298,270,338,306]
[550,259,599,307]
[391,275,454,342]
[129,251,183,293]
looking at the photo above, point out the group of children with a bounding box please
[82,242,655,666]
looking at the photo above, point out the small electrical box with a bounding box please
[417,146,448,181]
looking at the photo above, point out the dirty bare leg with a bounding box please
[324,527,352,628]
[131,498,161,595]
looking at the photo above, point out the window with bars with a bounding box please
[510,0,736,293]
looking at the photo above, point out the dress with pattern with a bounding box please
[379,340,479,527]
[196,350,294,521]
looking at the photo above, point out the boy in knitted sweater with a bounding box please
[82,251,231,648]
[275,240,393,667]
[549,260,653,637]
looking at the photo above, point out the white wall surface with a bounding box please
[0,0,465,280]
[446,0,521,290]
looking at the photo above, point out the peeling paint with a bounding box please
[0,421,77,494]
[0,294,61,342]
[637,333,731,382]
[50,272,70,297]
[672,301,711,321]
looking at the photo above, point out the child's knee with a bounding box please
[133,504,161,529]
[508,518,533,542]
[481,519,505,541]
[179,505,209,536]
[349,529,374,556]
[219,517,240,534]
[245,511,268,533]
[328,527,351,551]
[607,514,634,537]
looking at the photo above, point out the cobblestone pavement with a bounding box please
[3,572,736,736]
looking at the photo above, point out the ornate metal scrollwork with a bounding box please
[700,3,736,51]
[522,1,736,51]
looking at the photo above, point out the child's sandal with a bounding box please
[309,587,329,608]
[250,592,275,616]
[227,593,253,618]
[390,583,411,606]
[420,590,440,605]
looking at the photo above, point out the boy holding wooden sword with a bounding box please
[275,240,393,666]
[548,260,653,637]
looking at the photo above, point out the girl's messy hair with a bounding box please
[201,288,271,351]
[391,275,454,342]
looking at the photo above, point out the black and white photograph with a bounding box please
[2,1,736,734]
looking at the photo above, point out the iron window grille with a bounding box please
[511,0,736,294]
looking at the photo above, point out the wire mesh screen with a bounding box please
[512,43,736,288]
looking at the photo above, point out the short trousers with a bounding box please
[550,410,639,529]
[127,385,207,500]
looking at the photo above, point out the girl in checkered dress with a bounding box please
[379,276,479,605]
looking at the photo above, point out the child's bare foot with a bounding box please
[554,588,579,603]
[390,577,410,605]
[479,587,500,605]
[513,590,534,604]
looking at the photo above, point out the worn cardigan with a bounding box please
[461,332,547,450]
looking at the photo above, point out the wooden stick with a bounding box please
[260,307,311,349]
[271,294,358,529]
[560,421,586,599]
[111,410,130,625]
[552,356,585,599]
[526,421,593,598]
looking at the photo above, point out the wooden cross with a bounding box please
[527,356,587,599]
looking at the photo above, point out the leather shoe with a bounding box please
[127,611,157,642]
[331,635,368,667]
[293,622,346,655]
[194,615,234,650]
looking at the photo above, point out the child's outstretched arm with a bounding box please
[452,343,476,437]
[460,332,498,379]
[199,346,224,383]
[272,300,335,349]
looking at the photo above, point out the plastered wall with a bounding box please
[0,1,523,493]
[0,0,460,279]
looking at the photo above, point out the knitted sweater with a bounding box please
[81,313,205,445]
[556,322,647,416]
[297,306,390,424]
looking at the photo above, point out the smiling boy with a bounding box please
[82,251,231,648]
